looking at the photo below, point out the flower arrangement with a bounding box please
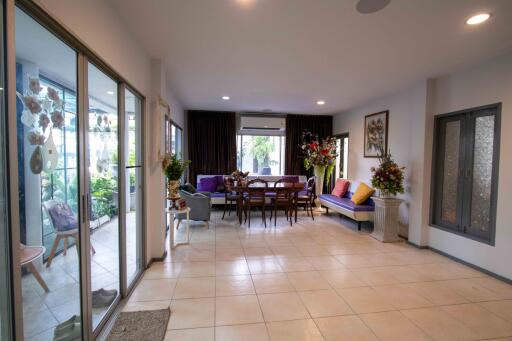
[231,169,249,182]
[300,130,338,186]
[370,151,406,196]
[162,153,191,181]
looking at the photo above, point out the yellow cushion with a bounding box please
[351,183,375,205]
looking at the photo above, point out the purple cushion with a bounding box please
[319,194,374,212]
[281,176,299,183]
[215,175,226,192]
[197,177,217,192]
[47,203,78,231]
[210,192,225,198]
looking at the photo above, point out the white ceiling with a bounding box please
[108,0,512,114]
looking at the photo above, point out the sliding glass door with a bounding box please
[124,88,143,288]
[8,3,146,339]
[15,7,83,340]
[0,1,13,339]
[87,63,120,330]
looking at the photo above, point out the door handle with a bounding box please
[81,194,87,223]
[82,193,92,223]
[465,169,471,178]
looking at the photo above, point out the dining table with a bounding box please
[232,181,306,225]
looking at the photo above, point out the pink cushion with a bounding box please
[331,179,350,197]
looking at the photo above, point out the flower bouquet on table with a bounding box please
[162,153,191,208]
[300,130,338,208]
[231,169,249,186]
[370,150,405,197]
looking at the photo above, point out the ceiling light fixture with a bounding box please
[106,91,114,95]
[317,100,325,106]
[466,13,491,25]
[222,96,230,100]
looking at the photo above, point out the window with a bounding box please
[335,134,349,179]
[237,134,285,175]
[431,103,501,245]
[170,122,183,158]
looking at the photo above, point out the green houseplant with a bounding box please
[162,153,190,202]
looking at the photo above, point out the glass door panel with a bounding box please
[1,1,12,338]
[15,7,82,340]
[124,89,143,287]
[87,63,120,330]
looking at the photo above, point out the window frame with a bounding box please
[430,103,501,246]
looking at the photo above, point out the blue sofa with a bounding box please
[319,180,375,230]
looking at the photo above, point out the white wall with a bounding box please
[425,52,512,280]
[333,81,428,238]
[333,51,512,280]
[36,0,184,263]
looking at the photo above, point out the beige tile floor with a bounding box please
[127,210,512,341]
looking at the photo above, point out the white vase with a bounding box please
[313,165,325,209]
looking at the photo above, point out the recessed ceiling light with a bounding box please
[466,13,491,25]
[106,90,115,95]
[222,96,230,100]
[317,100,326,106]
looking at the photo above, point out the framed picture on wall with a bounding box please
[364,110,388,158]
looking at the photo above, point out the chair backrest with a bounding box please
[247,179,268,200]
[43,200,78,232]
[223,176,235,193]
[274,178,292,199]
[307,177,316,195]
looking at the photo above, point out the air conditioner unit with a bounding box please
[240,115,285,131]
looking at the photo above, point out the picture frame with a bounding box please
[364,110,388,158]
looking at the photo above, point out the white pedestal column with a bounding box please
[371,197,403,243]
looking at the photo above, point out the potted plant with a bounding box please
[370,151,405,198]
[162,153,190,207]
[300,130,338,208]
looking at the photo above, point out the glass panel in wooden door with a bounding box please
[124,89,143,286]
[15,7,83,339]
[87,63,120,330]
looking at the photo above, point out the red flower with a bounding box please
[320,149,329,156]
[310,143,318,151]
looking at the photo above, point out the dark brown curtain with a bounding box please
[285,114,333,190]
[188,110,237,185]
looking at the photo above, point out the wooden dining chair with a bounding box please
[269,179,294,227]
[20,244,49,292]
[222,177,241,219]
[295,176,316,221]
[244,179,268,228]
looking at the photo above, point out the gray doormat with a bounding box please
[107,308,170,341]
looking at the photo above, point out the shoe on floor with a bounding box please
[92,288,117,308]
[53,322,80,341]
